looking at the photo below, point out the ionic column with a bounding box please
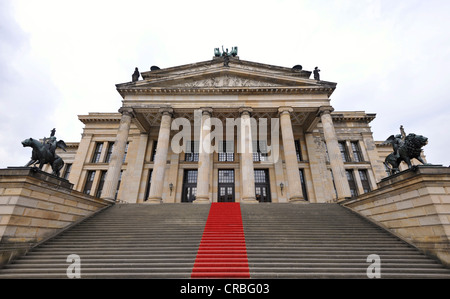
[319,106,352,200]
[101,107,134,201]
[195,108,213,204]
[239,107,258,203]
[148,107,173,203]
[278,107,305,202]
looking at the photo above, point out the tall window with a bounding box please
[346,170,358,197]
[63,163,72,180]
[95,171,107,198]
[253,141,268,162]
[122,142,129,163]
[185,141,199,162]
[104,142,114,163]
[218,141,234,162]
[351,141,363,162]
[151,141,158,161]
[91,142,103,163]
[144,169,153,201]
[338,141,350,162]
[295,140,302,162]
[83,170,96,195]
[115,170,123,200]
[299,169,308,201]
[358,169,371,193]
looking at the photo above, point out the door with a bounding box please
[218,169,235,202]
[254,169,271,202]
[182,169,197,203]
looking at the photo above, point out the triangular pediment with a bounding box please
[116,57,336,96]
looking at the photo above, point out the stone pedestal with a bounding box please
[342,165,450,267]
[0,167,113,266]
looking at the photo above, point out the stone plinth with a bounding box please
[0,167,114,265]
[341,165,450,267]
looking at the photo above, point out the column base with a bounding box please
[146,197,162,204]
[241,197,259,204]
[194,197,211,204]
[289,197,308,204]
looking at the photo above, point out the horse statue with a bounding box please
[382,126,429,176]
[22,129,67,177]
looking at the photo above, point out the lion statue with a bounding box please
[383,133,428,175]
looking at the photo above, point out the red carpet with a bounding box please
[191,203,250,278]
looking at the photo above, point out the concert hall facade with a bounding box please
[50,54,404,205]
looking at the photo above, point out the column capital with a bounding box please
[159,107,174,117]
[278,106,294,116]
[239,107,253,116]
[199,107,213,116]
[317,106,335,117]
[118,107,135,118]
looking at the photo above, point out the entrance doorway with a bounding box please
[218,169,235,202]
[181,169,197,203]
[254,169,271,202]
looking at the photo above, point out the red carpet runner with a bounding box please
[191,203,250,278]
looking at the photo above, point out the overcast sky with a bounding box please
[1,0,449,169]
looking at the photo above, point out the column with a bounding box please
[278,107,305,202]
[101,107,134,201]
[147,107,173,203]
[239,107,258,203]
[195,108,213,203]
[319,106,352,200]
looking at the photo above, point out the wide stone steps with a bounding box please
[0,202,449,279]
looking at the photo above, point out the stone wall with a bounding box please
[0,167,114,265]
[341,165,450,267]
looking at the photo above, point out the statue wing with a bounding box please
[56,140,67,152]
[381,135,396,146]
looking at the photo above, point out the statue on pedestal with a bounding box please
[22,129,67,177]
[383,126,429,175]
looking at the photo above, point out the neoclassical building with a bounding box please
[51,54,403,204]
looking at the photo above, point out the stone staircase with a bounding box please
[241,203,450,278]
[0,203,449,279]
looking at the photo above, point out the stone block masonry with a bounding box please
[0,167,114,266]
[342,165,450,267]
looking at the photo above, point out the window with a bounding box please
[338,141,350,162]
[299,169,308,201]
[253,141,268,162]
[185,141,199,162]
[346,170,358,197]
[63,163,72,180]
[91,142,103,163]
[95,171,107,198]
[83,170,96,195]
[151,141,157,162]
[218,141,234,162]
[115,170,123,200]
[358,169,371,193]
[144,169,153,201]
[104,142,114,163]
[295,140,303,162]
[122,142,129,163]
[351,141,363,162]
